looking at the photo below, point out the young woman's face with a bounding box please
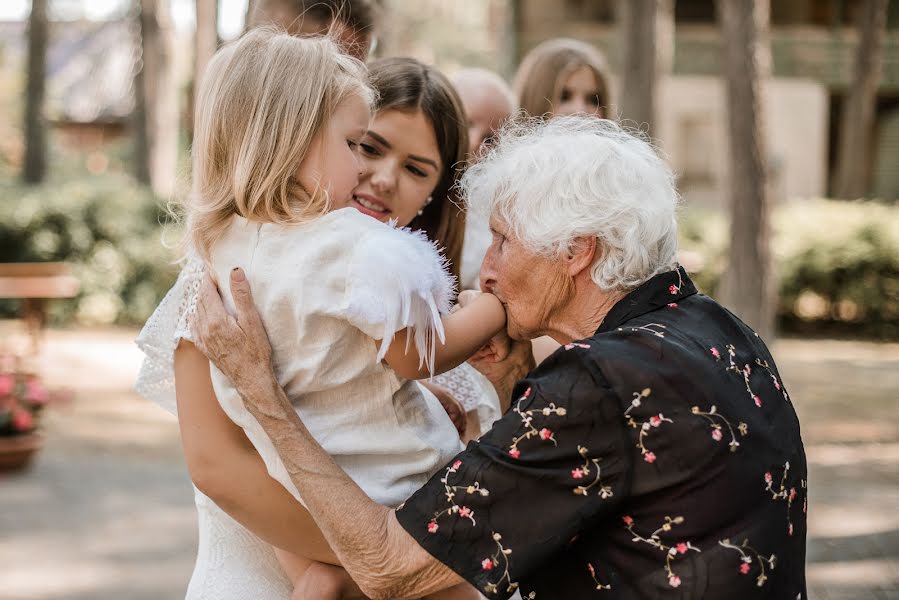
[295,93,370,210]
[350,108,443,226]
[553,65,605,118]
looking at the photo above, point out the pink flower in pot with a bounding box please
[0,374,14,397]
[11,408,34,432]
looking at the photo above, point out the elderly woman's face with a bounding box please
[479,215,564,340]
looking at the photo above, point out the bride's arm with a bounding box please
[173,339,340,565]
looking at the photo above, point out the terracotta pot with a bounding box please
[0,432,44,471]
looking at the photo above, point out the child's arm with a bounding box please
[381,292,506,381]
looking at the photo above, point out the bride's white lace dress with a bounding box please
[135,211,501,599]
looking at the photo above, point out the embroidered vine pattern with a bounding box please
[624,387,673,464]
[507,386,567,459]
[426,460,489,534]
[572,445,613,498]
[617,323,667,338]
[587,562,612,591]
[622,515,701,588]
[691,404,748,451]
[764,462,805,536]
[668,268,684,295]
[755,358,790,402]
[481,533,534,597]
[718,538,777,587]
[711,344,763,408]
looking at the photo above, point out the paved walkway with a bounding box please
[1,327,897,599]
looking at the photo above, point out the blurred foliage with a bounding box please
[680,199,899,339]
[0,174,180,326]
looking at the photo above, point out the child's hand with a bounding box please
[421,381,467,436]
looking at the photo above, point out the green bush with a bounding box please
[679,199,899,339]
[0,175,180,326]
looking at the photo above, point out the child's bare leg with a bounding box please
[425,582,485,600]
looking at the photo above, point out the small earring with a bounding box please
[417,196,433,217]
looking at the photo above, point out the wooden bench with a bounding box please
[0,263,80,353]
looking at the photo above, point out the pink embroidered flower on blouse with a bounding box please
[789,488,796,501]
[764,472,773,484]
[669,575,681,588]
[539,428,553,441]
[710,347,721,359]
[458,506,472,518]
[451,460,462,471]
[622,515,634,525]
[481,558,494,571]
[712,428,723,441]
[508,448,521,459]
[644,451,657,464]
[565,343,591,350]
[668,284,679,295]
[676,543,689,554]
[427,521,439,534]
[667,303,678,308]
[649,415,663,427]
[788,523,794,536]
[571,468,585,479]
[753,395,763,407]
[740,562,751,575]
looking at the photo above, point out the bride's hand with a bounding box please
[191,268,276,395]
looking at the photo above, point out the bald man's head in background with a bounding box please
[452,68,516,161]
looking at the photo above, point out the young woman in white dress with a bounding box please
[136,30,499,599]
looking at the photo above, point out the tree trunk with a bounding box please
[831,0,888,199]
[23,0,49,184]
[618,0,674,138]
[132,0,179,198]
[195,0,218,88]
[716,0,776,340]
[244,0,258,32]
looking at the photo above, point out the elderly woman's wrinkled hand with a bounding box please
[190,268,275,394]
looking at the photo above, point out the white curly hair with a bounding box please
[460,116,680,291]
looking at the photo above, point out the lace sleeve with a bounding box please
[431,362,503,432]
[134,256,205,415]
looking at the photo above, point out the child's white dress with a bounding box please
[135,208,476,600]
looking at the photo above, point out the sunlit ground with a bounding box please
[1,324,897,599]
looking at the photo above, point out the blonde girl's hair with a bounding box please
[185,27,373,264]
[514,38,612,119]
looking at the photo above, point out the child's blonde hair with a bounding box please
[186,27,373,263]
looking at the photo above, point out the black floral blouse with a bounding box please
[396,267,807,599]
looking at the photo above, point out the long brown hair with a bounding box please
[367,57,469,283]
[514,38,612,119]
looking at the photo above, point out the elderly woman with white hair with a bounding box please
[190,117,808,599]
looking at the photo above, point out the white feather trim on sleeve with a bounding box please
[344,225,456,375]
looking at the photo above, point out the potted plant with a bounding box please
[0,354,53,471]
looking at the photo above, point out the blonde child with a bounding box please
[136,28,501,599]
